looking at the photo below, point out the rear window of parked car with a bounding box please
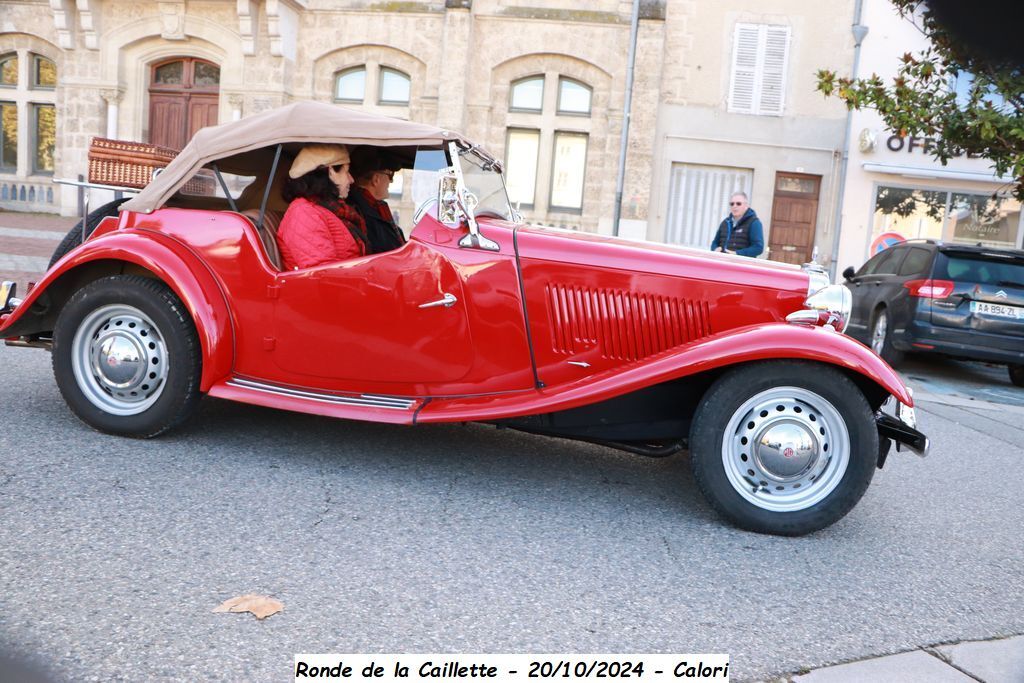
[898,247,932,276]
[935,251,1024,287]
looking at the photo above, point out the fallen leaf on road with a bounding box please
[212,594,284,620]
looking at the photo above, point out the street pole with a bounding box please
[612,0,641,236]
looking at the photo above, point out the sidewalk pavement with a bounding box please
[764,634,1024,682]
[0,209,75,294]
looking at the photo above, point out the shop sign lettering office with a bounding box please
[885,134,985,159]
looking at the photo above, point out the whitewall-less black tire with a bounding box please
[52,275,202,437]
[690,361,878,536]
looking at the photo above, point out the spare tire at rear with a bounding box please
[48,199,123,269]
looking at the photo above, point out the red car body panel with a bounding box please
[3,224,235,392]
[3,203,913,423]
[416,322,912,423]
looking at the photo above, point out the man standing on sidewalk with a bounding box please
[710,191,764,257]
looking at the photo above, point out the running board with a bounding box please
[209,377,420,424]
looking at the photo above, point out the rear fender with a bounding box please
[417,323,911,422]
[0,229,234,391]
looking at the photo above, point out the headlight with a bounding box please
[806,269,830,298]
[804,284,852,333]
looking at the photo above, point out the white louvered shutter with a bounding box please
[728,24,759,114]
[728,23,791,116]
[758,26,790,115]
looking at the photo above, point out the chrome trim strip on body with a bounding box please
[226,378,416,410]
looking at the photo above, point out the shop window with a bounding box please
[1,55,17,87]
[505,128,540,208]
[871,184,1022,252]
[557,78,591,116]
[510,77,544,112]
[33,56,56,89]
[378,68,410,105]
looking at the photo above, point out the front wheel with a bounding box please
[690,361,878,536]
[52,275,202,437]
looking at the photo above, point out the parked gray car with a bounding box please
[843,240,1024,386]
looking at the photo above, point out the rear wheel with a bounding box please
[1010,364,1024,388]
[870,308,904,366]
[52,275,201,437]
[690,361,878,536]
[48,199,123,269]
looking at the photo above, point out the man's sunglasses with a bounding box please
[729,201,745,206]
[326,163,347,173]
[378,170,395,181]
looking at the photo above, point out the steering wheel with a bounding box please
[474,209,508,220]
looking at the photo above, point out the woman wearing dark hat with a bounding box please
[276,143,370,270]
[347,146,406,255]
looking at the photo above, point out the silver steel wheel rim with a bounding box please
[871,313,887,354]
[721,386,850,512]
[71,304,169,416]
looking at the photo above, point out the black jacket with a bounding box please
[348,189,406,254]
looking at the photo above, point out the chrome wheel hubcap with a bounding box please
[871,314,887,354]
[71,304,168,415]
[722,387,850,512]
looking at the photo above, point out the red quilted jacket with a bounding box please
[276,197,366,270]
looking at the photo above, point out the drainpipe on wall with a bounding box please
[828,0,868,280]
[612,0,642,236]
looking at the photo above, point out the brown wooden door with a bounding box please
[768,172,821,265]
[148,58,220,150]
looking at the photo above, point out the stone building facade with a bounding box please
[645,0,857,267]
[0,0,668,235]
[3,0,881,271]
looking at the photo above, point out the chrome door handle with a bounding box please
[418,293,458,309]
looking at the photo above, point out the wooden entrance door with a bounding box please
[148,58,220,150]
[768,172,821,265]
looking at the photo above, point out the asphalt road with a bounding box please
[1,344,1023,682]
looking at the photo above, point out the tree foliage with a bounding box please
[816,0,1024,199]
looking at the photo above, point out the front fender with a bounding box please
[417,323,911,423]
[1,230,234,392]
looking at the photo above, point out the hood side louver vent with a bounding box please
[545,283,711,360]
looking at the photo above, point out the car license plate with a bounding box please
[970,301,1024,319]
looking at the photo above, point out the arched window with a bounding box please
[0,50,58,179]
[505,72,593,214]
[557,78,591,115]
[0,54,17,87]
[378,67,410,105]
[335,67,367,102]
[33,55,56,89]
[510,76,544,112]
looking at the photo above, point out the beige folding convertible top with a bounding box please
[121,101,488,214]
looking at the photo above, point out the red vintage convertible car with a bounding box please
[0,102,927,535]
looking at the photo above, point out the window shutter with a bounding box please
[757,26,790,115]
[728,24,759,114]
